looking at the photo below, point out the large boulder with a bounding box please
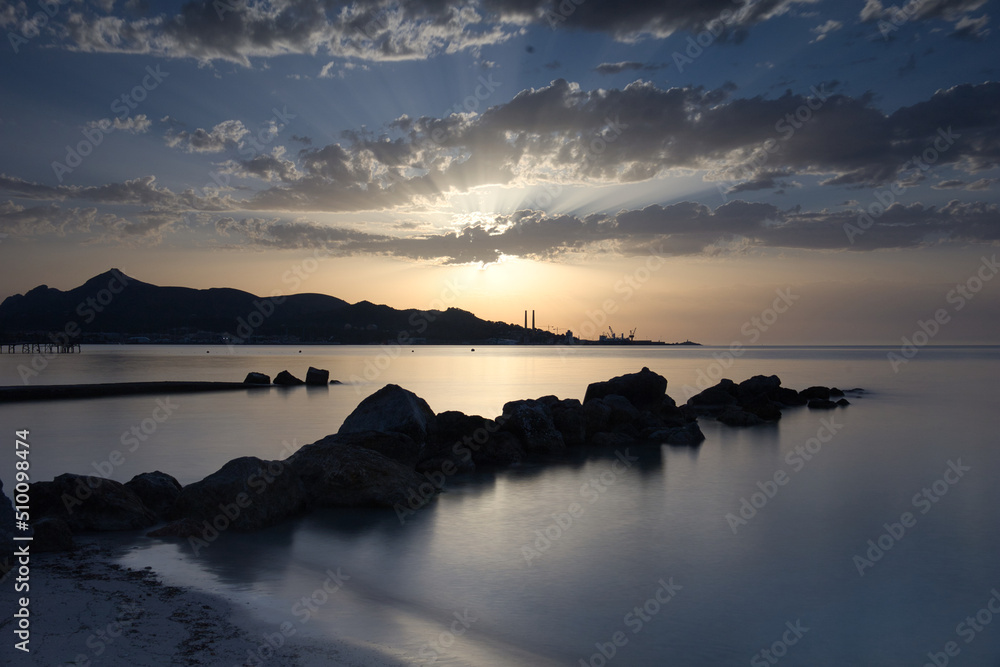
[717,407,765,427]
[125,471,182,520]
[584,367,668,411]
[243,372,270,385]
[172,457,307,532]
[646,421,705,446]
[800,386,831,400]
[305,367,330,386]
[468,430,525,467]
[499,400,565,454]
[286,442,431,508]
[30,474,157,532]
[308,431,421,467]
[339,384,436,445]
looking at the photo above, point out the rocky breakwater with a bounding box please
[15,368,859,550]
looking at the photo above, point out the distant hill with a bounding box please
[0,269,544,344]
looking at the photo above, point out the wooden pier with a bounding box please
[1,342,82,354]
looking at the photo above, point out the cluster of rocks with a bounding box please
[243,367,340,387]
[686,375,856,427]
[5,368,859,551]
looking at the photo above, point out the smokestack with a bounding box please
[524,310,527,329]
[532,310,535,330]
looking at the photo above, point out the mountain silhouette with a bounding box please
[0,269,538,344]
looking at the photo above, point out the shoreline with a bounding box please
[3,536,403,666]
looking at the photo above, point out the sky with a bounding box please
[1,0,998,344]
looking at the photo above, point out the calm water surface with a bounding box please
[2,345,998,665]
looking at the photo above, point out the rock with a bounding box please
[740,395,783,421]
[274,370,305,386]
[329,379,343,384]
[590,432,637,448]
[836,398,851,407]
[807,398,838,410]
[582,399,613,435]
[583,367,668,411]
[830,388,845,397]
[172,457,306,532]
[647,421,705,446]
[499,401,565,454]
[305,367,330,386]
[768,387,807,407]
[737,375,781,399]
[243,372,270,385]
[30,474,156,532]
[124,471,182,520]
[717,407,765,427]
[310,431,421,467]
[339,384,436,444]
[32,517,75,552]
[551,400,586,447]
[470,430,525,467]
[602,394,641,426]
[286,442,431,508]
[687,380,739,414]
[800,386,831,400]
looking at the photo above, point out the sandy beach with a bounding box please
[1,537,401,667]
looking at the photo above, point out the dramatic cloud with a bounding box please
[213,79,1000,212]
[36,0,820,65]
[859,0,990,38]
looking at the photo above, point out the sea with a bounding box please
[2,344,999,666]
